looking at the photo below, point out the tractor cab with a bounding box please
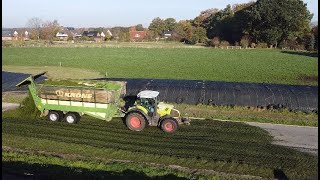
[137,90,159,116]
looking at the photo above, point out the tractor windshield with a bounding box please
[139,97,157,112]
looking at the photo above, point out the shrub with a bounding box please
[81,36,91,41]
[304,34,315,51]
[189,36,199,45]
[211,37,220,48]
[256,43,268,48]
[296,44,305,50]
[250,42,256,48]
[278,41,288,49]
[105,34,112,41]
[287,38,298,50]
[67,37,74,41]
[205,39,212,47]
[240,36,250,48]
[219,40,230,48]
[2,41,11,47]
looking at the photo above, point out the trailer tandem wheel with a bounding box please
[65,112,80,124]
[48,111,64,122]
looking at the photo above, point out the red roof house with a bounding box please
[129,27,146,41]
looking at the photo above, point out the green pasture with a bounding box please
[2,47,318,85]
[2,109,318,179]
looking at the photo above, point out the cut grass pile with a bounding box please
[42,79,124,90]
[2,48,318,85]
[2,110,318,179]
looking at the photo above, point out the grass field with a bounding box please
[3,40,205,49]
[2,45,318,179]
[2,109,318,179]
[2,47,318,85]
[2,65,104,79]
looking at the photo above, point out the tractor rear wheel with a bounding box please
[48,111,63,122]
[160,118,178,133]
[125,112,146,131]
[65,112,80,124]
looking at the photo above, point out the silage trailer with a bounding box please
[16,72,190,133]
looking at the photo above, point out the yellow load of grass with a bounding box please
[36,79,126,104]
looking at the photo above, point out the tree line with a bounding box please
[146,0,317,50]
[23,0,317,50]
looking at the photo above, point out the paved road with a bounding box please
[2,102,20,112]
[246,122,318,156]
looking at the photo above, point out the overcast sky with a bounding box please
[2,0,318,28]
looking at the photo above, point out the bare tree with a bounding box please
[41,20,61,41]
[26,17,43,40]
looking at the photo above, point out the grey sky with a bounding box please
[2,0,318,28]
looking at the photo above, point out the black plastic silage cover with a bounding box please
[2,71,46,92]
[2,71,318,113]
[97,78,318,113]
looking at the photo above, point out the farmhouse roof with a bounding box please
[2,30,13,37]
[82,31,100,37]
[56,32,68,37]
[66,27,75,30]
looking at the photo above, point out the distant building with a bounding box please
[2,30,19,41]
[2,30,14,41]
[82,31,104,42]
[162,30,174,39]
[100,32,105,38]
[129,27,146,41]
[24,31,30,40]
[73,33,82,39]
[56,32,68,41]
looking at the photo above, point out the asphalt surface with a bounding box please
[2,102,20,112]
[246,122,318,156]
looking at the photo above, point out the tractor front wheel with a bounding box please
[125,112,146,131]
[160,118,178,133]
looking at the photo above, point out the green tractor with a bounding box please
[124,90,190,133]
